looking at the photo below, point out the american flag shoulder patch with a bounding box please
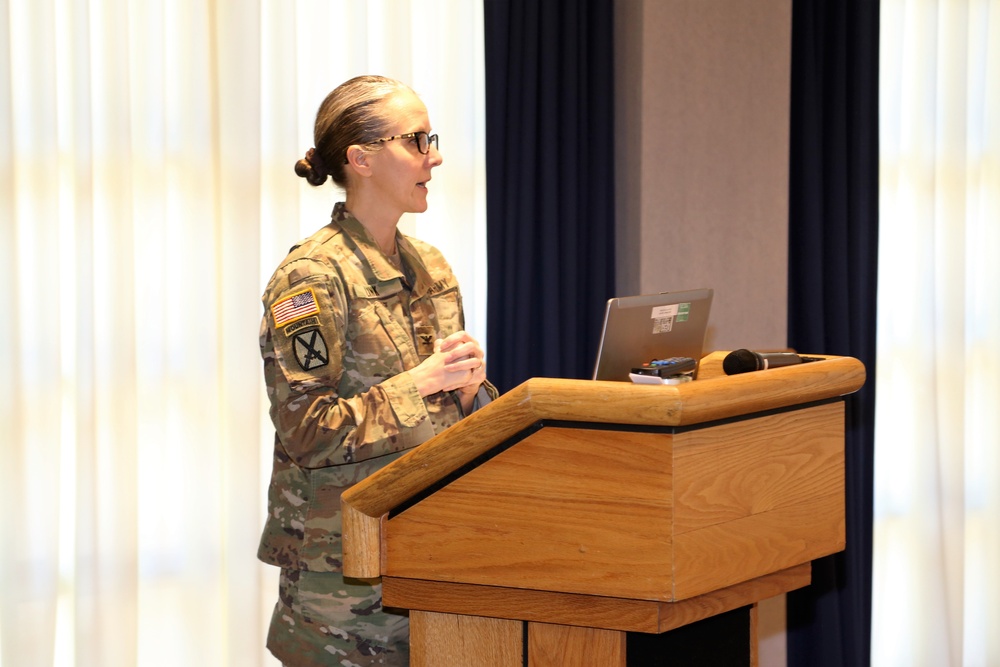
[271,288,320,327]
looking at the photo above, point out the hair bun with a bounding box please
[295,147,328,186]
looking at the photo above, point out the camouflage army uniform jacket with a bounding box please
[258,202,497,572]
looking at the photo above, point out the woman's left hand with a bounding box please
[434,331,487,396]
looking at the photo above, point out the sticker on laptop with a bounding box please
[650,301,692,333]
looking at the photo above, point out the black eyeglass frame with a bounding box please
[368,131,439,155]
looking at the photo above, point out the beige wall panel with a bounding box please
[615,0,793,353]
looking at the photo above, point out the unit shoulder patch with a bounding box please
[292,329,329,371]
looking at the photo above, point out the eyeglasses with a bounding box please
[369,131,439,155]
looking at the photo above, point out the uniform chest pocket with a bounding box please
[343,296,416,382]
[424,284,464,338]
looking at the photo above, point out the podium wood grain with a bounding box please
[342,353,863,579]
[409,611,521,667]
[380,401,843,601]
[384,564,810,633]
[529,623,626,667]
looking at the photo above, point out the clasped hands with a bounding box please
[409,330,487,399]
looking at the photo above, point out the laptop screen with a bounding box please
[591,288,714,381]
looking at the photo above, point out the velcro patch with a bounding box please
[272,288,320,327]
[283,316,320,337]
[293,329,329,371]
[416,326,437,355]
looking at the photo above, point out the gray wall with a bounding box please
[614,0,792,354]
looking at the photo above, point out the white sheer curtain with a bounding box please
[874,1,1000,665]
[0,1,486,665]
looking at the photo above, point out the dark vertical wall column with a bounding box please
[483,0,617,393]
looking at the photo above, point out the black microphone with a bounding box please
[722,349,805,375]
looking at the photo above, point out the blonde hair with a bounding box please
[294,75,413,188]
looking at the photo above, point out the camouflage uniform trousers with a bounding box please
[267,568,409,666]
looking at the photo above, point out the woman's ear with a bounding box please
[345,146,372,177]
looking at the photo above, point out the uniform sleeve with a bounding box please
[261,263,436,469]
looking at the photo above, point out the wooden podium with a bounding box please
[341,351,865,666]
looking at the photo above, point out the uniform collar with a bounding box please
[330,203,434,295]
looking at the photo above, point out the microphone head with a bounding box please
[722,348,762,375]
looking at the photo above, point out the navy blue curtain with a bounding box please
[786,1,879,665]
[482,0,616,393]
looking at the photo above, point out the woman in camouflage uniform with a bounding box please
[258,75,497,666]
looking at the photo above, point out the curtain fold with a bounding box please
[873,1,1000,665]
[785,1,880,665]
[483,0,616,392]
[0,2,485,665]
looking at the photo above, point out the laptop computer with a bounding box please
[591,288,714,381]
